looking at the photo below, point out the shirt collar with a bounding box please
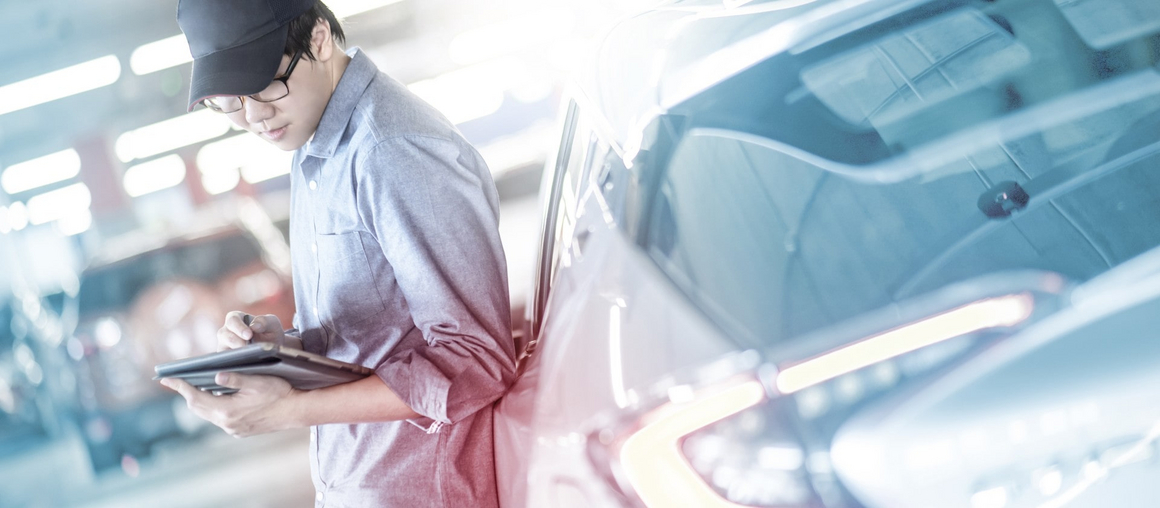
[306,47,376,159]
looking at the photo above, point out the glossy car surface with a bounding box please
[494,0,1160,507]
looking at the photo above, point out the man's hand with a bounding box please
[160,373,298,437]
[217,311,286,350]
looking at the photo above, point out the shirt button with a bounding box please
[308,180,317,190]
[311,242,317,254]
[313,306,319,317]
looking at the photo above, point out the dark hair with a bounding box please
[284,1,346,60]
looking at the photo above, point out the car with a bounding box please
[61,218,295,470]
[494,0,1160,507]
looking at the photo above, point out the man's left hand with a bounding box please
[160,373,298,437]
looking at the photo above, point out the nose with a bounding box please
[242,98,276,126]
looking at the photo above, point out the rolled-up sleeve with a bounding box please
[356,134,516,425]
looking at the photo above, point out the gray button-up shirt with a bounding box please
[287,48,516,507]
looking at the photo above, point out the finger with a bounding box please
[215,372,262,392]
[249,315,285,343]
[217,326,249,351]
[224,310,254,341]
[160,378,206,403]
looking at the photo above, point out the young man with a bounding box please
[159,1,517,506]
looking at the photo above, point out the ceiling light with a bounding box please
[123,155,186,198]
[6,202,28,231]
[0,55,121,116]
[408,58,529,125]
[56,208,93,236]
[115,110,231,163]
[1,149,82,195]
[130,34,192,75]
[26,183,91,226]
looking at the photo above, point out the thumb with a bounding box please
[215,371,249,390]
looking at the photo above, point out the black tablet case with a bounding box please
[155,343,373,395]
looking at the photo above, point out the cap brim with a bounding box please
[186,24,289,112]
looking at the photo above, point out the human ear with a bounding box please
[311,17,333,61]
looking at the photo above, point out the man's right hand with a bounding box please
[217,311,285,350]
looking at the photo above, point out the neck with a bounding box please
[327,49,352,94]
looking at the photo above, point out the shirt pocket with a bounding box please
[315,231,387,329]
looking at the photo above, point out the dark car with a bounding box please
[494,0,1160,507]
[63,223,295,470]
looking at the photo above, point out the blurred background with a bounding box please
[0,0,653,505]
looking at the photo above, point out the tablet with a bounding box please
[154,342,373,395]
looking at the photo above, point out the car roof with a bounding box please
[576,0,934,156]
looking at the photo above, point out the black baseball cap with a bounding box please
[177,0,316,112]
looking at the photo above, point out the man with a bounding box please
[159,1,517,506]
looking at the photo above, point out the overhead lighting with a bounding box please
[0,206,8,234]
[27,183,91,226]
[620,381,766,507]
[196,134,292,194]
[1,149,82,195]
[329,0,406,17]
[775,294,1035,394]
[6,202,28,231]
[130,34,192,75]
[56,208,93,236]
[123,155,186,198]
[115,109,232,163]
[0,55,121,117]
[448,12,572,66]
[408,58,529,125]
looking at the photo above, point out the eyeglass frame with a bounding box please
[201,50,304,113]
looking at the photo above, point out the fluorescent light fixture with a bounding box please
[56,208,93,236]
[201,166,240,195]
[130,34,192,75]
[196,133,292,193]
[448,12,572,66]
[123,155,186,197]
[776,294,1035,394]
[329,0,406,17]
[6,202,28,231]
[115,109,232,163]
[620,381,765,508]
[27,183,91,226]
[1,149,82,195]
[0,55,121,116]
[408,58,529,125]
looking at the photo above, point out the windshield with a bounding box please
[642,0,1160,346]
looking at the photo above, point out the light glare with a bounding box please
[27,183,91,226]
[116,110,232,163]
[776,294,1034,394]
[130,34,192,75]
[1,149,82,195]
[123,155,186,197]
[408,58,530,124]
[0,56,121,116]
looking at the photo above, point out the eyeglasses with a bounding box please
[202,50,303,113]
